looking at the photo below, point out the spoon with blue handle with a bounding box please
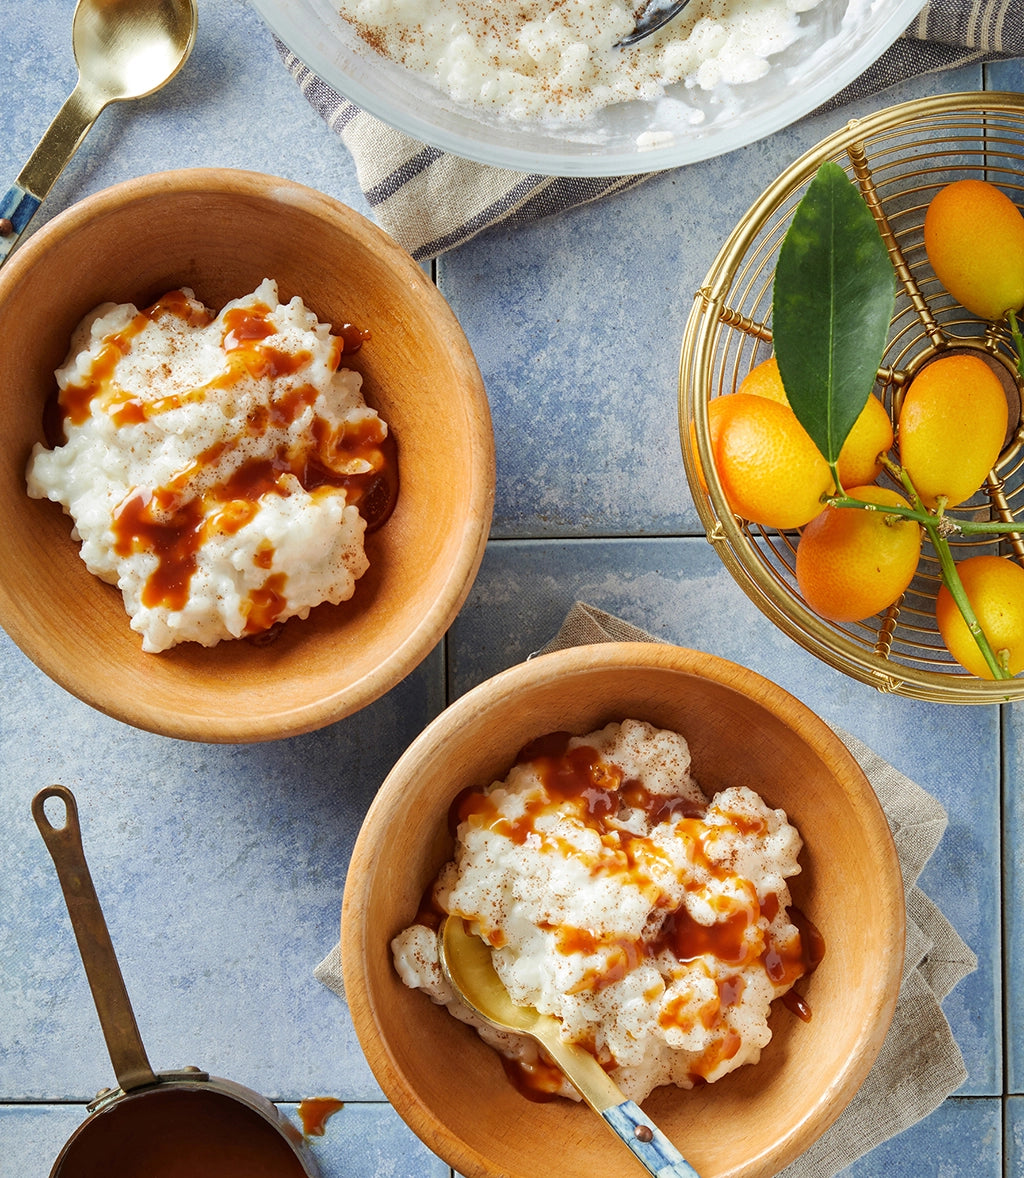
[438,916,702,1178]
[0,0,197,267]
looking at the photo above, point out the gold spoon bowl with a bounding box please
[438,915,702,1178]
[0,0,198,264]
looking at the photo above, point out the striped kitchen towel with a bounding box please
[273,0,1023,260]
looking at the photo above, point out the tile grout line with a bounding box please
[1001,699,1011,1178]
[989,58,1014,1175]
[485,530,708,544]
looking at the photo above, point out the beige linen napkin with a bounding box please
[316,601,976,1175]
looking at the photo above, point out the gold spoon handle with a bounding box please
[531,1031,626,1113]
[438,918,703,1178]
[0,81,104,265]
[17,81,105,199]
[539,1036,701,1177]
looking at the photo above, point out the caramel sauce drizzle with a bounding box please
[449,730,825,1097]
[53,290,397,627]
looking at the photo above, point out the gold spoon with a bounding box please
[0,0,198,265]
[438,915,702,1178]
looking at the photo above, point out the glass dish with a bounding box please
[252,0,925,177]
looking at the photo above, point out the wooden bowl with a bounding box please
[342,642,905,1178]
[0,169,494,742]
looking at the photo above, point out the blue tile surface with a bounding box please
[1006,1097,1024,1175]
[0,0,1019,1175]
[0,638,443,1103]
[440,64,981,542]
[1007,700,1024,1094]
[840,1097,1001,1176]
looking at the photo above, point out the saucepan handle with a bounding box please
[32,784,158,1093]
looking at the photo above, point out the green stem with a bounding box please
[897,472,1009,679]
[896,464,928,514]
[826,468,1011,679]
[930,524,1009,679]
[829,461,844,499]
[1007,308,1024,380]
[825,494,1021,535]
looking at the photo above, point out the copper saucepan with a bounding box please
[33,784,318,1178]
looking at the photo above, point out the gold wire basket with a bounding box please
[680,92,1024,705]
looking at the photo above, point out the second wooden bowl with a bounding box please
[342,642,905,1178]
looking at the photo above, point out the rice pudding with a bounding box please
[26,279,394,653]
[392,719,821,1103]
[340,0,825,123]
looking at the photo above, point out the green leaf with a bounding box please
[772,161,896,473]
